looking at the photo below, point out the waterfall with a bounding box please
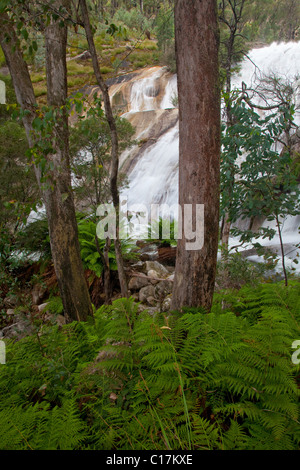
[121,42,300,271]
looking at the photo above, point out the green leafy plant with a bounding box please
[0,281,299,450]
[146,216,178,247]
[78,217,137,278]
[221,90,300,285]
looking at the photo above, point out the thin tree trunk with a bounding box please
[275,213,288,287]
[79,0,129,298]
[0,9,93,322]
[95,236,112,304]
[171,0,220,312]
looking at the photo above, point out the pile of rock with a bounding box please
[127,260,174,312]
[0,257,175,340]
[0,283,65,340]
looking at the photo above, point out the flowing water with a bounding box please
[120,42,300,271]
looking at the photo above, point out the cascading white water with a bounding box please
[123,42,300,206]
[160,74,178,110]
[129,67,166,112]
[124,125,179,208]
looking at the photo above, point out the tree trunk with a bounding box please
[171,0,220,312]
[79,0,129,299]
[0,9,93,323]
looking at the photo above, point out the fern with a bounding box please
[0,281,299,449]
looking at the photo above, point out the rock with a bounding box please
[162,295,172,312]
[137,304,148,314]
[3,295,18,308]
[155,280,173,298]
[137,305,159,317]
[74,50,91,61]
[128,276,150,291]
[43,313,66,326]
[139,285,156,303]
[6,309,15,316]
[145,261,169,278]
[147,307,159,317]
[2,319,33,340]
[31,284,47,305]
[109,392,118,402]
[147,269,159,279]
[146,296,158,307]
[38,302,50,313]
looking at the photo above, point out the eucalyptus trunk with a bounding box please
[0,9,93,322]
[171,0,220,312]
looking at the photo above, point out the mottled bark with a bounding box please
[79,0,129,299]
[0,9,93,322]
[171,0,221,312]
[44,7,93,322]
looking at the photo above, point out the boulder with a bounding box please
[1,318,33,340]
[31,284,47,305]
[73,50,91,61]
[43,313,66,327]
[146,296,158,307]
[3,295,18,308]
[162,295,172,312]
[147,270,160,283]
[139,285,156,303]
[155,280,173,298]
[145,261,169,278]
[147,269,158,278]
[38,302,50,313]
[6,309,15,316]
[128,276,150,291]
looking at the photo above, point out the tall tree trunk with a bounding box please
[0,10,93,322]
[43,6,93,322]
[171,0,220,312]
[79,0,129,298]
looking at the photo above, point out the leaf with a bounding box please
[61,193,69,202]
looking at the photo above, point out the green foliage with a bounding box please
[154,5,175,71]
[0,281,299,450]
[78,217,137,278]
[14,214,51,262]
[146,216,178,247]
[155,5,174,52]
[113,7,151,33]
[70,108,135,209]
[216,250,275,290]
[0,122,39,230]
[46,296,64,316]
[221,88,300,279]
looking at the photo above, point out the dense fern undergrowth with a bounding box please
[0,281,299,450]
